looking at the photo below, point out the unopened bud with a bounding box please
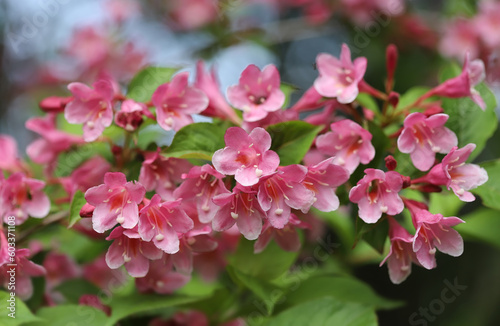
[39,96,73,113]
[386,44,398,85]
[388,91,399,107]
[80,203,95,218]
[402,175,412,189]
[385,155,397,171]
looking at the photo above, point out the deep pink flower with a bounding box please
[405,200,464,270]
[349,169,404,223]
[43,252,80,289]
[60,156,110,196]
[212,127,280,186]
[254,214,309,254]
[152,72,208,131]
[172,226,218,275]
[290,86,327,112]
[0,249,45,300]
[138,194,194,254]
[313,44,367,103]
[242,109,299,131]
[0,135,22,172]
[0,172,50,224]
[195,61,241,124]
[380,218,420,284]
[397,112,457,171]
[39,96,73,113]
[212,185,265,240]
[83,254,128,295]
[65,79,115,141]
[174,164,228,224]
[0,232,9,266]
[114,99,150,132]
[85,172,146,233]
[135,255,191,294]
[227,64,285,122]
[105,226,163,277]
[302,158,349,212]
[315,120,375,174]
[257,165,315,229]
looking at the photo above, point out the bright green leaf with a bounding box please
[267,121,323,165]
[0,291,40,326]
[455,208,500,249]
[127,67,178,102]
[30,305,108,326]
[280,83,298,108]
[472,160,500,211]
[68,190,86,228]
[396,86,431,112]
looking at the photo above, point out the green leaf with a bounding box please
[455,208,500,249]
[472,160,500,210]
[163,122,226,161]
[54,279,101,303]
[127,67,178,102]
[266,297,378,326]
[440,64,498,160]
[0,291,40,326]
[396,86,431,112]
[354,218,389,254]
[68,190,86,228]
[266,121,323,165]
[30,305,108,326]
[280,83,298,108]
[228,238,299,280]
[356,93,380,119]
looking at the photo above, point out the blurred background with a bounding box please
[1,0,499,325]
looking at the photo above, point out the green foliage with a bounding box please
[280,83,298,108]
[266,121,323,165]
[68,190,85,228]
[472,160,500,210]
[29,305,108,326]
[353,218,389,254]
[0,291,40,326]
[396,86,431,112]
[455,208,500,249]
[54,279,101,303]
[127,67,179,102]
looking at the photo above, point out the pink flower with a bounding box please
[169,0,219,30]
[65,79,115,141]
[349,169,404,223]
[212,127,280,186]
[172,227,218,275]
[302,158,349,212]
[315,120,375,174]
[135,255,191,294]
[60,156,111,196]
[257,165,315,229]
[39,96,73,113]
[0,135,22,172]
[254,214,308,254]
[43,252,80,289]
[138,194,194,254]
[173,164,228,224]
[26,114,84,166]
[0,249,45,300]
[79,295,111,316]
[290,86,327,112]
[85,172,146,233]
[242,109,298,131]
[212,185,265,240]
[114,99,150,132]
[0,173,50,224]
[152,72,208,131]
[83,254,128,295]
[476,1,500,49]
[439,18,480,61]
[227,64,285,122]
[313,44,367,103]
[195,61,241,124]
[397,112,457,171]
[0,232,10,266]
[380,218,420,284]
[405,200,464,270]
[105,226,163,277]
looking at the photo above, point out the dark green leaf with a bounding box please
[68,190,86,228]
[0,291,40,326]
[472,160,500,210]
[30,305,108,326]
[55,279,101,303]
[127,67,178,102]
[266,121,323,165]
[455,208,500,249]
[354,218,389,254]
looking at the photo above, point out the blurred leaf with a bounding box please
[163,122,225,161]
[280,83,298,108]
[68,190,85,228]
[228,238,299,280]
[440,64,498,160]
[428,192,464,217]
[30,305,108,326]
[54,143,110,177]
[472,160,500,210]
[127,67,178,102]
[354,218,389,254]
[455,208,500,249]
[366,121,390,169]
[267,121,322,165]
[0,291,40,326]
[55,279,101,303]
[396,86,431,112]
[356,93,379,113]
[266,297,377,326]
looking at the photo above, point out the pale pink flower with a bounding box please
[173,164,228,224]
[227,64,285,122]
[138,194,194,254]
[405,200,464,270]
[169,0,219,30]
[172,226,218,275]
[0,173,50,224]
[349,169,404,223]
[65,79,115,141]
[114,99,149,132]
[257,165,315,229]
[313,44,367,103]
[302,158,349,212]
[105,226,163,277]
[0,135,22,172]
[397,112,457,171]
[83,254,128,295]
[476,1,500,49]
[152,72,208,131]
[315,120,375,174]
[135,255,191,294]
[439,18,480,61]
[0,249,45,300]
[254,214,309,254]
[85,172,146,233]
[212,127,280,186]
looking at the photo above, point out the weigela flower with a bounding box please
[439,18,480,61]
[0,135,22,172]
[138,194,194,254]
[85,172,146,233]
[65,79,115,142]
[152,72,208,131]
[349,169,404,223]
[79,295,111,316]
[380,218,420,285]
[60,156,111,196]
[315,120,375,174]
[397,112,458,171]
[290,86,328,112]
[174,164,228,224]
[212,127,280,187]
[135,254,191,294]
[83,254,128,295]
[257,165,315,229]
[43,252,81,289]
[302,158,349,212]
[476,1,500,49]
[114,99,150,132]
[313,43,367,104]
[254,214,309,254]
[227,64,285,122]
[405,200,464,270]
[172,226,218,275]
[0,172,50,224]
[212,185,265,240]
[105,226,163,277]
[0,249,45,300]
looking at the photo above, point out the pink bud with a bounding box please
[386,44,398,86]
[39,96,73,113]
[385,155,397,171]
